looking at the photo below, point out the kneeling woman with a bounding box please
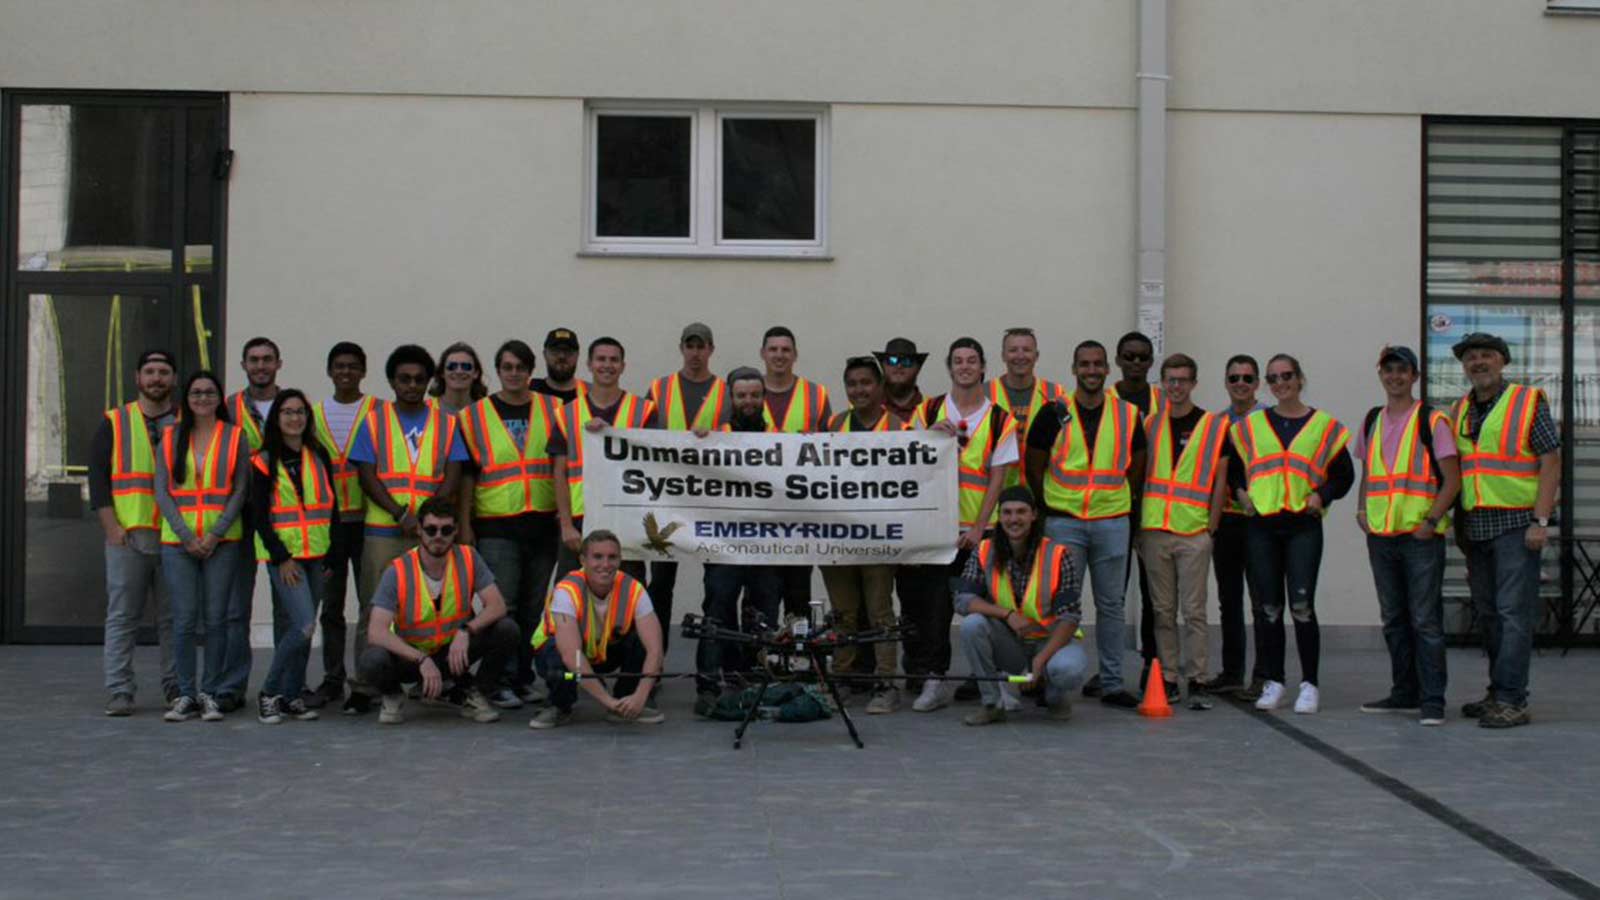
[1228,354,1352,714]
[251,389,337,724]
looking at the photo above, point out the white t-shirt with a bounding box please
[319,397,366,451]
[941,394,1020,468]
[251,397,275,423]
[549,585,656,622]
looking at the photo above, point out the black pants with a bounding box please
[898,543,974,681]
[318,520,365,689]
[355,617,519,695]
[696,563,782,692]
[1211,514,1258,680]
[476,518,560,689]
[648,560,678,655]
[777,564,814,621]
[1244,514,1324,685]
[537,630,648,712]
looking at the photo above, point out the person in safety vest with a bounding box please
[1352,346,1461,726]
[345,344,469,715]
[760,326,833,626]
[457,339,565,711]
[156,371,252,723]
[215,336,284,710]
[1024,339,1146,710]
[955,485,1089,725]
[1225,353,1352,715]
[989,327,1065,488]
[306,341,371,710]
[94,349,180,716]
[532,327,583,405]
[691,367,786,719]
[554,335,655,582]
[819,356,908,715]
[1135,354,1231,704]
[530,529,666,729]
[1450,332,1560,729]
[908,337,1018,713]
[360,497,518,725]
[1107,331,1166,693]
[645,322,733,659]
[248,389,338,724]
[1203,354,1270,699]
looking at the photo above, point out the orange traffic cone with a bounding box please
[1137,658,1174,718]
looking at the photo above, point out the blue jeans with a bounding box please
[958,614,1089,706]
[216,552,258,700]
[477,528,559,688]
[1244,514,1323,685]
[163,541,244,699]
[1044,514,1130,693]
[1464,527,1542,707]
[1366,534,1447,710]
[261,560,326,699]
[103,536,177,700]
[536,631,648,712]
[697,563,782,692]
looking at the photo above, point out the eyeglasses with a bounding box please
[188,388,220,399]
[1227,373,1257,385]
[278,407,308,418]
[1264,373,1295,385]
[445,361,476,373]
[421,523,457,538]
[1163,376,1195,386]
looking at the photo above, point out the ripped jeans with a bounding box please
[1244,514,1323,686]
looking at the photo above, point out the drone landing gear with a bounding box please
[729,658,865,750]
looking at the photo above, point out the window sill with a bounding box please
[577,250,834,262]
[1546,2,1600,14]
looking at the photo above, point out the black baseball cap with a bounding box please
[1451,332,1511,363]
[544,328,579,351]
[136,349,177,371]
[1378,345,1420,372]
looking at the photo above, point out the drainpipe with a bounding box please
[1136,0,1169,354]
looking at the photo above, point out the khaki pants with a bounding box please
[1136,529,1212,683]
[820,564,898,681]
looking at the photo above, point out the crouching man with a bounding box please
[529,530,665,729]
[359,497,518,725]
[956,486,1088,725]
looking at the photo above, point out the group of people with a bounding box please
[92,321,1558,732]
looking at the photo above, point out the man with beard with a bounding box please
[532,327,582,403]
[93,349,181,715]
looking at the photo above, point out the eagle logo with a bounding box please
[641,512,684,557]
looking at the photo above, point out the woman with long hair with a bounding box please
[1228,353,1353,715]
[157,371,251,722]
[430,342,487,416]
[250,389,338,724]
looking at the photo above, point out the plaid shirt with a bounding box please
[1459,384,1560,542]
[953,540,1082,625]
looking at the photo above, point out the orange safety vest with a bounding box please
[1041,395,1138,520]
[106,402,163,530]
[530,569,647,664]
[363,401,457,529]
[987,377,1065,432]
[649,373,727,432]
[225,391,267,450]
[1141,409,1229,535]
[1231,409,1350,516]
[562,384,653,518]
[976,536,1071,640]
[313,395,376,515]
[251,447,336,560]
[457,394,562,518]
[159,422,245,545]
[390,545,480,653]
[1108,382,1167,428]
[766,377,830,433]
[828,408,903,432]
[914,396,1016,529]
[1454,384,1543,512]
[1363,403,1450,535]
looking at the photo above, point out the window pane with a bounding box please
[17,104,174,272]
[595,115,691,238]
[721,118,816,241]
[185,106,224,273]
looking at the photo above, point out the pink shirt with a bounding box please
[1351,404,1458,472]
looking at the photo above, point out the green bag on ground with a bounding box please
[708,683,833,723]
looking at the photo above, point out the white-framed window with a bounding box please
[1547,0,1600,13]
[583,102,829,258]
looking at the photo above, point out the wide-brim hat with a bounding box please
[872,337,929,366]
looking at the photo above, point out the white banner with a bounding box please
[582,428,959,565]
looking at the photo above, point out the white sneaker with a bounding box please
[1293,681,1320,714]
[378,693,405,725]
[1254,680,1286,710]
[999,682,1023,712]
[912,678,953,712]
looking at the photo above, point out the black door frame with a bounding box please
[0,89,229,644]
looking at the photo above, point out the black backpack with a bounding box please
[1361,404,1444,486]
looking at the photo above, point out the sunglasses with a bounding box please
[882,355,917,368]
[1227,373,1257,385]
[1120,353,1152,363]
[445,361,476,373]
[1264,373,1296,385]
[421,523,457,538]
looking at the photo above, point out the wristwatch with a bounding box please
[1425,514,1442,528]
